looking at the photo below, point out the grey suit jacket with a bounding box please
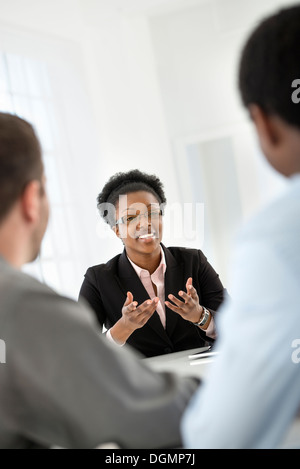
[0,257,198,449]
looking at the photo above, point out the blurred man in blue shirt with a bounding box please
[182,4,300,449]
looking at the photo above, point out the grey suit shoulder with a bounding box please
[0,257,198,449]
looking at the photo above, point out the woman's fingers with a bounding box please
[125,297,158,318]
[186,277,193,290]
[165,300,181,313]
[187,284,199,300]
[167,294,185,307]
[123,291,134,307]
[178,290,192,303]
[129,301,138,311]
[138,298,159,314]
[186,278,198,300]
[131,298,159,326]
[122,292,138,315]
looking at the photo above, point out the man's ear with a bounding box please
[249,104,280,153]
[21,180,41,223]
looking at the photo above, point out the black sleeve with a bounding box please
[197,250,226,317]
[79,267,106,328]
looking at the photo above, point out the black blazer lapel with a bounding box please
[162,244,185,337]
[117,250,170,343]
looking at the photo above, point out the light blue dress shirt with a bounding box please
[181,174,300,449]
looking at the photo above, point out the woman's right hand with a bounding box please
[121,292,159,331]
[109,292,159,344]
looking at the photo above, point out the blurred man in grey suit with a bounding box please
[0,112,198,449]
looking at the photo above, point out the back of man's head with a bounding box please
[0,113,43,224]
[239,5,300,129]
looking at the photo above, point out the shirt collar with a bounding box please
[291,172,300,182]
[127,245,166,279]
[0,255,7,266]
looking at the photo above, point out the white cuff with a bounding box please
[106,328,125,346]
[205,315,217,340]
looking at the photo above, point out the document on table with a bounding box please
[188,348,219,366]
[188,351,219,359]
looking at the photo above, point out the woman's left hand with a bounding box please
[165,277,203,323]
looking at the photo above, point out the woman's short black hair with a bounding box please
[97,169,167,226]
[238,4,300,129]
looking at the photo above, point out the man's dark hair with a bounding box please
[239,5,300,128]
[97,169,167,227]
[0,113,43,223]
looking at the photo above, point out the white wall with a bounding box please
[148,0,296,280]
[149,0,295,139]
[0,0,296,293]
[0,0,182,297]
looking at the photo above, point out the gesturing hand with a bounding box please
[165,277,203,324]
[121,291,159,332]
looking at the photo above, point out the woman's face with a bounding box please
[114,190,163,256]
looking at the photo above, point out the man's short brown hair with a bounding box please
[0,113,43,223]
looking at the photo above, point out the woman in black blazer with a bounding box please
[79,170,226,358]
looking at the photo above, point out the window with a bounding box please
[0,29,99,299]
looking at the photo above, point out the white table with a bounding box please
[143,346,216,379]
[144,347,300,449]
